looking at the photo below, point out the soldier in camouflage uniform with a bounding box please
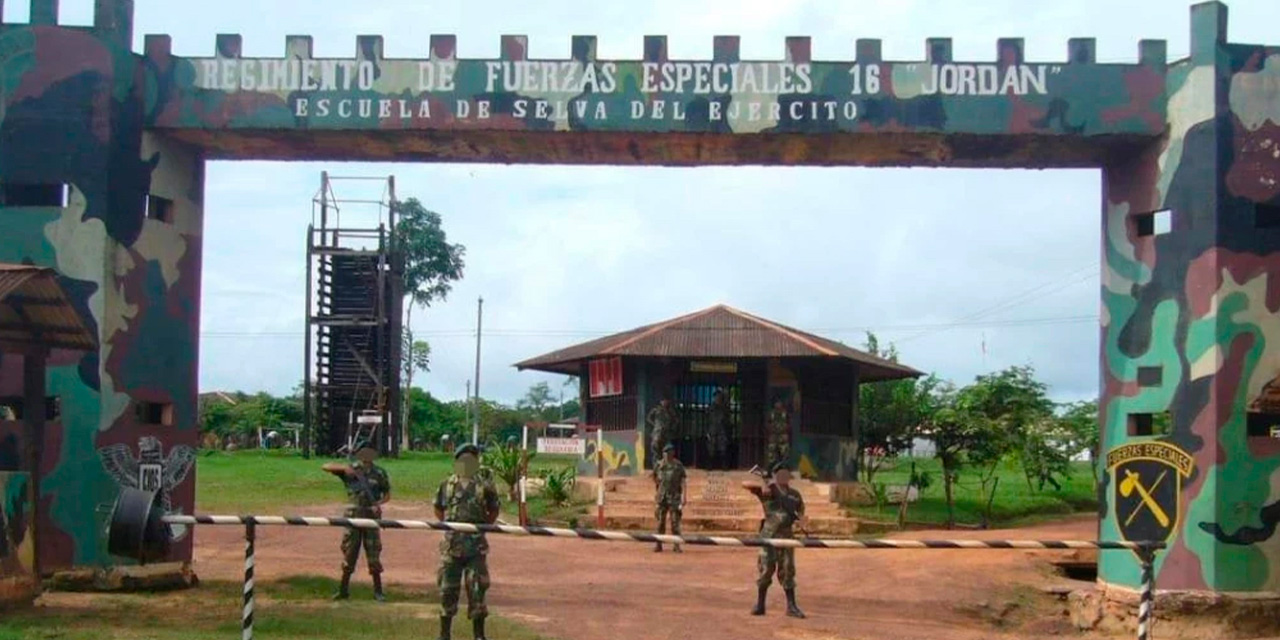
[742,461,807,619]
[766,400,791,470]
[646,398,676,468]
[321,440,391,601]
[707,388,730,470]
[651,443,687,553]
[433,443,501,640]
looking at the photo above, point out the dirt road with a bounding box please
[194,504,1108,640]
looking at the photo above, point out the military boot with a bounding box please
[332,571,352,600]
[785,588,806,619]
[437,615,452,640]
[472,615,488,640]
[751,585,768,615]
[371,573,385,602]
[654,542,663,552]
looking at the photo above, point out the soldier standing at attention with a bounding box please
[646,397,677,467]
[742,461,807,619]
[433,444,500,640]
[652,443,687,553]
[321,440,391,602]
[766,400,792,470]
[707,388,730,470]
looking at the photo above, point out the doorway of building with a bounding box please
[672,375,738,470]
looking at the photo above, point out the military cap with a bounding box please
[769,460,791,474]
[662,443,675,452]
[454,443,481,459]
[353,439,376,454]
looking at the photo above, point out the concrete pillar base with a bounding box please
[47,562,197,593]
[0,575,40,610]
[1070,581,1280,640]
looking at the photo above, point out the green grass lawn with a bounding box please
[0,576,551,640]
[846,457,1099,529]
[196,449,589,524]
[2,451,579,640]
[197,450,1096,530]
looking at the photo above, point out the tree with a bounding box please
[560,376,579,420]
[517,382,557,422]
[395,197,466,451]
[402,337,431,441]
[560,398,581,420]
[856,333,937,484]
[961,365,1055,502]
[926,382,981,528]
[1057,399,1100,481]
[405,387,468,448]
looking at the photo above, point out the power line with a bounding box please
[895,262,1099,345]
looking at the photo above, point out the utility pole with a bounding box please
[472,297,483,445]
[464,379,471,438]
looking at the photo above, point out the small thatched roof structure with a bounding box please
[0,264,96,352]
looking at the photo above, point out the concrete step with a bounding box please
[603,514,860,537]
[604,500,845,516]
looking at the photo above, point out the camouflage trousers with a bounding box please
[340,526,382,575]
[650,431,669,463]
[655,499,682,536]
[766,437,790,469]
[757,546,796,589]
[707,427,728,457]
[438,553,489,619]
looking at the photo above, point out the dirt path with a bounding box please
[194,504,1108,640]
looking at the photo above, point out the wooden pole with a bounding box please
[23,350,46,576]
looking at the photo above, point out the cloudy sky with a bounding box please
[19,0,1277,405]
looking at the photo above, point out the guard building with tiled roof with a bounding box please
[514,304,922,481]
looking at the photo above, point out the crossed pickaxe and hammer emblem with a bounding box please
[1120,468,1171,528]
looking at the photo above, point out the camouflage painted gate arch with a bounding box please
[0,0,1278,603]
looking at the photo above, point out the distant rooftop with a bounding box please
[513,304,922,382]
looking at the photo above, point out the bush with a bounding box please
[482,446,534,501]
[538,465,576,506]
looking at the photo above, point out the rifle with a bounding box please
[348,465,382,515]
[746,466,811,538]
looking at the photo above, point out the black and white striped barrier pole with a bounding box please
[160,514,1160,551]
[105,489,1163,640]
[1138,546,1156,640]
[242,521,255,640]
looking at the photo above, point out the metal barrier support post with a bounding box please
[243,520,256,640]
[1137,545,1156,640]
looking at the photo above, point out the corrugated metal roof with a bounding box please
[513,304,922,382]
[0,263,97,352]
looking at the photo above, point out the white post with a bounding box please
[596,427,605,528]
[520,424,528,509]
[471,297,483,445]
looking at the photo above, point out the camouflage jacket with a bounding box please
[708,400,729,435]
[434,474,500,557]
[343,463,390,512]
[756,484,805,538]
[647,405,675,435]
[767,409,790,441]
[653,458,686,503]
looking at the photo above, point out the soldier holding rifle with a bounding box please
[321,439,391,602]
[742,461,807,619]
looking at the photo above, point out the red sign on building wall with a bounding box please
[588,357,623,398]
